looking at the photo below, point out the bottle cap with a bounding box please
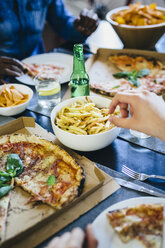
[73,44,83,52]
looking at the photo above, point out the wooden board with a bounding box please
[0,117,120,248]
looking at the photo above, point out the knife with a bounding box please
[114,177,165,198]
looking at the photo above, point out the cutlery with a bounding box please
[114,177,165,198]
[122,164,165,181]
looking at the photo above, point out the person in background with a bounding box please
[47,224,98,248]
[109,91,165,141]
[0,0,99,80]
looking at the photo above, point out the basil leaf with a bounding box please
[0,182,9,187]
[137,69,150,78]
[153,79,157,84]
[113,71,130,78]
[130,70,137,77]
[0,185,12,198]
[0,171,10,177]
[128,75,141,87]
[112,85,120,89]
[0,175,11,183]
[47,175,56,186]
[6,154,24,177]
[0,171,11,183]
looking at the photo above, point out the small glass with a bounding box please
[128,105,150,139]
[34,75,61,108]
[130,129,151,139]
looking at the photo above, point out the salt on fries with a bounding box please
[112,2,165,26]
[0,85,29,107]
[55,97,119,135]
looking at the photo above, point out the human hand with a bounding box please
[47,224,98,248]
[74,9,99,37]
[0,56,25,78]
[109,91,165,141]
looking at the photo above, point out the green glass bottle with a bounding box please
[70,44,90,97]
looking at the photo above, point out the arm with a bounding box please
[46,224,97,248]
[46,0,98,42]
[109,91,165,141]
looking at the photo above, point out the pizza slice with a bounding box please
[90,78,135,97]
[90,54,165,96]
[109,54,164,74]
[24,63,64,80]
[0,134,85,209]
[107,204,164,248]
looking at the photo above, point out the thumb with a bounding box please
[109,115,134,130]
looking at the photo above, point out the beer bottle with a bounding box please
[70,44,90,97]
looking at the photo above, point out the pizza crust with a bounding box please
[0,134,85,209]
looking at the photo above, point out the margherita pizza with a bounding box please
[107,204,164,248]
[90,54,165,96]
[24,63,64,80]
[0,134,85,209]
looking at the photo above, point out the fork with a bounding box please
[122,164,165,181]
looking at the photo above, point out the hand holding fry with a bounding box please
[109,91,165,141]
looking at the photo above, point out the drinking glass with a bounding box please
[130,129,151,139]
[34,75,61,108]
[128,105,150,139]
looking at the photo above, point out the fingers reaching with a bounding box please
[109,92,134,114]
[74,9,99,37]
[67,227,85,248]
[0,56,25,78]
[47,228,85,248]
[109,115,133,129]
[86,224,98,248]
[118,102,129,118]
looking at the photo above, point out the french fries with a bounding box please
[0,85,29,107]
[55,97,120,135]
[112,2,165,26]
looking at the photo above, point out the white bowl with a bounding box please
[51,96,120,151]
[0,84,33,116]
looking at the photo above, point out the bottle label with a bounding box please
[70,79,90,97]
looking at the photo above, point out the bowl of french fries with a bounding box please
[51,96,120,151]
[106,2,165,49]
[0,84,33,116]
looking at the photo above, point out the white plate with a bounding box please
[92,197,165,248]
[16,53,73,85]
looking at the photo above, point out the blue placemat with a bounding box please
[118,128,165,155]
[0,116,14,126]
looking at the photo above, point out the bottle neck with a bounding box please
[73,50,86,73]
